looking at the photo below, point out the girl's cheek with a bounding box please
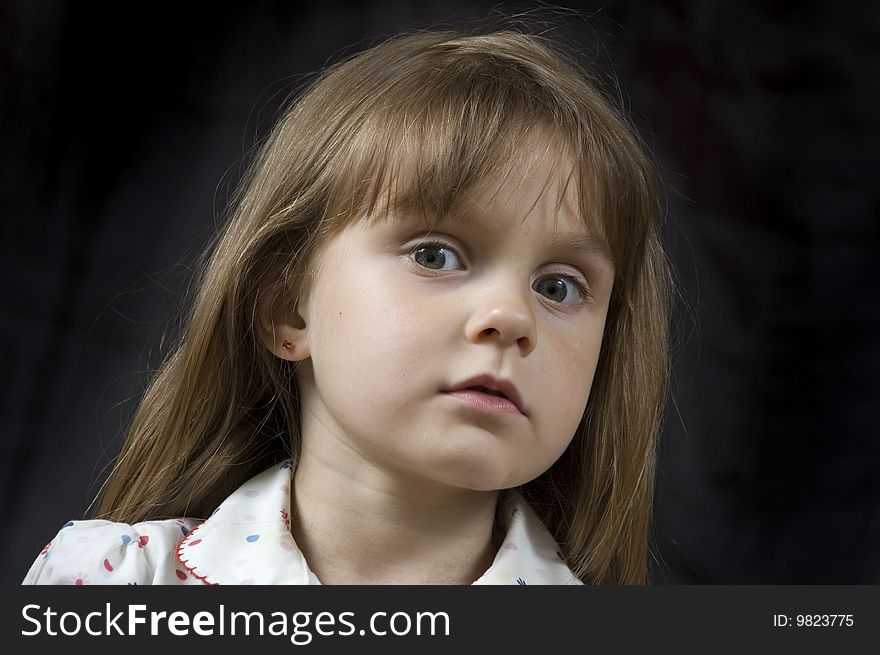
[560,339,600,400]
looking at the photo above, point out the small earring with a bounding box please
[281,339,295,351]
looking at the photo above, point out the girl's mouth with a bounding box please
[442,388,524,415]
[469,385,507,398]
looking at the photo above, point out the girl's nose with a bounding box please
[463,284,537,356]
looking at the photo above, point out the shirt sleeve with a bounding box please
[22,520,157,585]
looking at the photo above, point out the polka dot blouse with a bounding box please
[23,460,583,585]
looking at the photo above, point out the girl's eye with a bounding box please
[410,242,463,271]
[533,276,592,305]
[409,241,592,306]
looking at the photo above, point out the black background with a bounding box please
[2,0,878,586]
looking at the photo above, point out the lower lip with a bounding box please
[442,390,523,415]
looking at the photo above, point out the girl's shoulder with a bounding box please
[22,517,204,585]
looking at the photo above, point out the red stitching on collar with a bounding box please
[175,522,219,586]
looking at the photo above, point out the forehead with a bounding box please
[378,141,613,266]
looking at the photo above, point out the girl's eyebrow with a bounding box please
[453,213,613,266]
[545,232,614,268]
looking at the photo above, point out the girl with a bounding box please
[23,27,671,585]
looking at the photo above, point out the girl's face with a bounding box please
[287,151,614,493]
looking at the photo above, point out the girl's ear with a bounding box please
[256,286,311,363]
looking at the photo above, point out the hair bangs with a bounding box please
[319,59,611,260]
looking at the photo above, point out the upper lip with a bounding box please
[444,374,527,416]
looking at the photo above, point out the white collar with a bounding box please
[177,460,582,585]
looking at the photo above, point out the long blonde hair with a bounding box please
[95,28,673,584]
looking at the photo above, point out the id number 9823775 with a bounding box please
[772,614,854,628]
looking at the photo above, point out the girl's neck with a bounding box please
[288,448,501,585]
